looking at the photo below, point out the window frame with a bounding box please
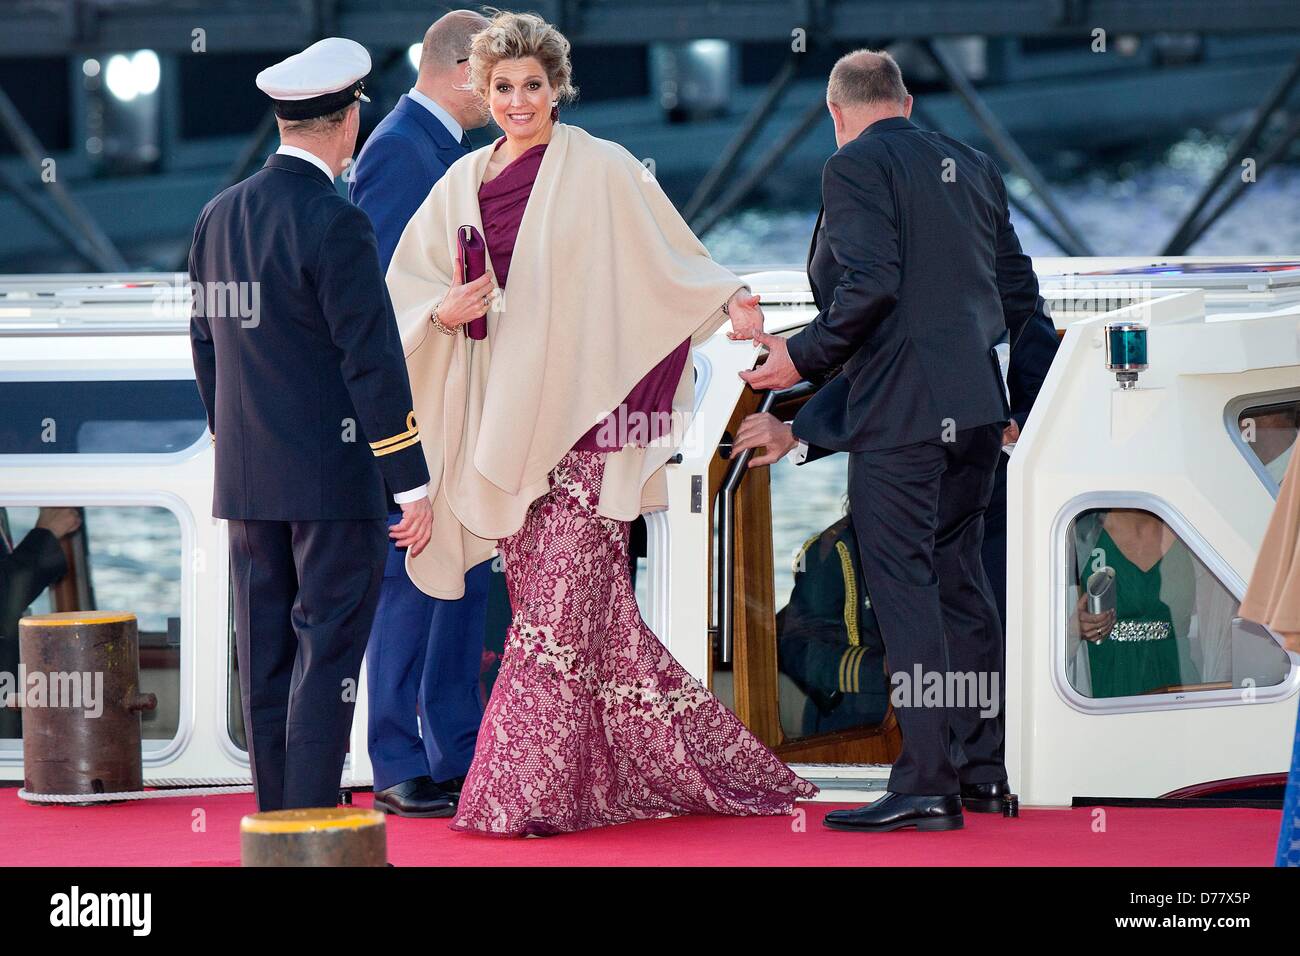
[0,489,197,766]
[1223,386,1300,499]
[0,371,210,463]
[691,352,712,414]
[1050,491,1299,716]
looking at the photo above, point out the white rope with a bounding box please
[18,777,255,804]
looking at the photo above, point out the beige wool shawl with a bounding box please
[386,123,743,599]
[1241,446,1300,648]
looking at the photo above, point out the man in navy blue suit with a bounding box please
[348,10,494,818]
[189,38,433,812]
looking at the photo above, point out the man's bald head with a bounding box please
[827,49,909,109]
[824,49,912,146]
[418,9,490,76]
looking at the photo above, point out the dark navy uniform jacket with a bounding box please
[776,515,889,734]
[189,153,430,521]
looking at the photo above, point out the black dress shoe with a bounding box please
[960,780,1010,814]
[823,791,963,832]
[434,776,466,796]
[373,776,455,818]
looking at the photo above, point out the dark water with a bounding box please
[703,134,1300,264]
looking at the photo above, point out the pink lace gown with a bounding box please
[449,141,818,837]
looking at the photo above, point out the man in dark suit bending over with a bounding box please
[735,50,1044,832]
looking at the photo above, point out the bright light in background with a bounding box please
[133,50,160,96]
[82,58,101,78]
[688,39,729,62]
[105,55,137,101]
[408,43,421,72]
[105,50,160,102]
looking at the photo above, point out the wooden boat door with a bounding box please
[708,376,901,765]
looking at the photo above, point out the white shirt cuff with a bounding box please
[788,440,809,465]
[392,484,428,505]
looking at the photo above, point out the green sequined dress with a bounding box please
[1082,528,1198,698]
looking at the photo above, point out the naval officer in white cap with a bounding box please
[188,37,435,812]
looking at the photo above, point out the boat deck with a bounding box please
[0,788,1280,866]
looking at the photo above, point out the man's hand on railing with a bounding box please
[731,412,798,467]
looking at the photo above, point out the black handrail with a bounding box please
[715,379,816,663]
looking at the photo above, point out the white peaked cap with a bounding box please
[256,37,372,119]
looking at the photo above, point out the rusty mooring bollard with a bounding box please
[17,611,157,799]
[240,808,388,866]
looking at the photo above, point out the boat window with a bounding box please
[1062,507,1291,704]
[1,505,182,746]
[1234,397,1298,491]
[770,451,890,742]
[0,380,207,455]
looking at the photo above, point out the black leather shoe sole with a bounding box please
[823,813,964,833]
[373,799,456,819]
[960,795,1004,814]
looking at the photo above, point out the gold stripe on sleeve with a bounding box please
[835,540,860,647]
[369,411,419,451]
[372,434,421,457]
[838,648,858,694]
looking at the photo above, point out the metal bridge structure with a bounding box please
[2,1,1299,270]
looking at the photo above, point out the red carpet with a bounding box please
[0,787,1279,866]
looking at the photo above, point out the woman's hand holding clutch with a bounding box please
[1074,591,1116,644]
[434,255,496,333]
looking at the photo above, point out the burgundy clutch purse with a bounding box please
[458,224,488,340]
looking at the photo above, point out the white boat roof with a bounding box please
[3,257,1300,375]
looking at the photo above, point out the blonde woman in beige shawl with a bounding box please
[386,10,817,836]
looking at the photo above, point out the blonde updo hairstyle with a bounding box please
[468,10,579,108]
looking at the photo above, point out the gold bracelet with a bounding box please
[431,303,460,336]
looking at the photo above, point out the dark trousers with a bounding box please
[366,513,491,791]
[228,517,386,811]
[848,423,1005,795]
[980,454,1009,633]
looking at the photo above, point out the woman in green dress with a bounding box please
[1072,509,1199,698]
